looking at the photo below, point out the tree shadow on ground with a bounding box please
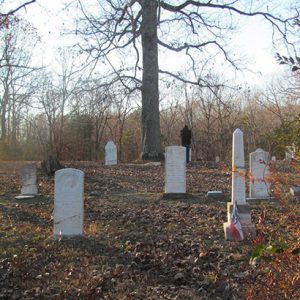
[53,235,131,266]
[0,203,51,228]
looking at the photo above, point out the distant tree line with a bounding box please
[0,0,299,162]
[0,67,299,162]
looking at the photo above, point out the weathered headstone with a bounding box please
[105,141,117,165]
[164,146,186,196]
[215,156,220,163]
[54,168,84,236]
[224,129,255,241]
[20,164,38,196]
[249,149,271,199]
[271,156,276,161]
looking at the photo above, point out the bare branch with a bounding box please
[158,39,216,52]
[159,69,213,87]
[160,0,296,43]
[160,0,295,23]
[0,0,36,17]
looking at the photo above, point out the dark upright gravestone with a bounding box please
[180,125,192,163]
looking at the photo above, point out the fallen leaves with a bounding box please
[0,161,298,299]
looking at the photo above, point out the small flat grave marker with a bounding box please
[207,191,224,199]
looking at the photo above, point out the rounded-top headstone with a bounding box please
[105,141,116,150]
[54,168,84,236]
[105,141,117,165]
[249,148,271,199]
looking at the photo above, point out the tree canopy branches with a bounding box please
[74,0,298,159]
[0,0,36,17]
[77,0,297,85]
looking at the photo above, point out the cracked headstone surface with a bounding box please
[54,168,84,236]
[105,141,117,165]
[165,146,186,195]
[249,149,271,199]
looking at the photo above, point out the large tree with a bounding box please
[76,0,296,159]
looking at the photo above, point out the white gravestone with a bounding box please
[20,164,38,195]
[271,156,276,161]
[224,129,255,240]
[231,129,246,205]
[165,146,186,194]
[215,156,220,163]
[105,141,117,165]
[54,168,84,236]
[249,149,271,199]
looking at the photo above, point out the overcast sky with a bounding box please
[6,0,297,86]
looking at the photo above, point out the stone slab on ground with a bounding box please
[15,195,37,200]
[247,197,277,205]
[206,191,225,199]
[163,193,189,199]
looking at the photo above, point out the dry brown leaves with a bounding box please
[0,161,296,299]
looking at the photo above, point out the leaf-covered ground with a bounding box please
[0,161,298,299]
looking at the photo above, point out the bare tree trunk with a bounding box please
[94,116,107,161]
[140,0,162,160]
[41,153,64,176]
[1,90,9,141]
